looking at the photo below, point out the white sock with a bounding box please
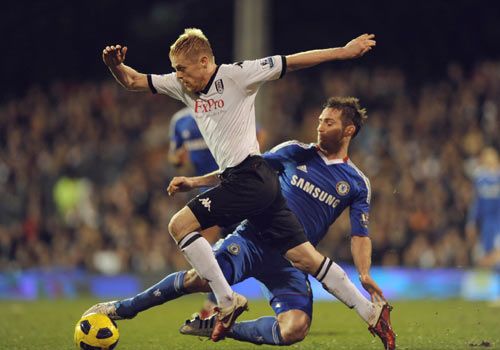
[315,257,379,326]
[178,232,233,308]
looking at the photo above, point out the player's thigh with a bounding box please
[277,309,311,344]
[284,241,325,274]
[213,233,264,285]
[186,181,264,230]
[249,195,308,254]
[258,265,313,320]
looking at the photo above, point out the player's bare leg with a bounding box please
[275,310,310,344]
[201,226,222,245]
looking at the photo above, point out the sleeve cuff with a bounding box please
[351,232,369,237]
[279,55,287,79]
[147,74,157,94]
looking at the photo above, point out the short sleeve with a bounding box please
[263,140,309,172]
[349,182,371,237]
[231,55,287,94]
[148,73,184,101]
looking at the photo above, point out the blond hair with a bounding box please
[169,28,214,62]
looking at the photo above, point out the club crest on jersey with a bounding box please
[260,57,275,70]
[227,243,240,256]
[335,181,350,196]
[215,79,224,94]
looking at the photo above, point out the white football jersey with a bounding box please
[148,55,286,171]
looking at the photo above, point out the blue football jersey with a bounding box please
[467,167,500,252]
[263,141,371,246]
[169,107,218,176]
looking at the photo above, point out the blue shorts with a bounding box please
[480,224,500,253]
[214,223,313,319]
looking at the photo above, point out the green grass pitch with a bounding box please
[1,296,499,349]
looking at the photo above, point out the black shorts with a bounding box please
[187,155,307,253]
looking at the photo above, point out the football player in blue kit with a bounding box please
[168,106,219,176]
[96,28,378,340]
[466,147,500,268]
[85,97,395,349]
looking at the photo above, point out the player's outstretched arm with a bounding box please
[351,235,385,303]
[286,34,376,72]
[167,171,221,196]
[102,45,149,92]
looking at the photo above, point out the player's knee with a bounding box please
[168,214,181,241]
[277,311,310,345]
[279,318,309,344]
[168,208,200,242]
[168,212,190,242]
[183,269,210,293]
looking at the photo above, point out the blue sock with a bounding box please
[116,271,187,318]
[229,316,284,345]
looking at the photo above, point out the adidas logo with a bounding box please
[297,165,308,173]
[199,197,212,212]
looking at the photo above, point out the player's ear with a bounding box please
[200,55,209,67]
[344,125,356,138]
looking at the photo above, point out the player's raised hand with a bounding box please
[343,34,376,59]
[102,45,128,67]
[167,176,195,196]
[359,274,386,303]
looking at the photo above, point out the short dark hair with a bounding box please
[323,97,367,138]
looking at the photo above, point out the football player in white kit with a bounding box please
[92,28,378,341]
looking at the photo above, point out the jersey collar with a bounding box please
[198,65,220,95]
[315,145,349,165]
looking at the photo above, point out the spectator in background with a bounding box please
[1,61,500,273]
[466,147,500,269]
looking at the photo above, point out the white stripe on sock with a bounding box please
[317,257,332,282]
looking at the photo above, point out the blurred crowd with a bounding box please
[1,60,499,274]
